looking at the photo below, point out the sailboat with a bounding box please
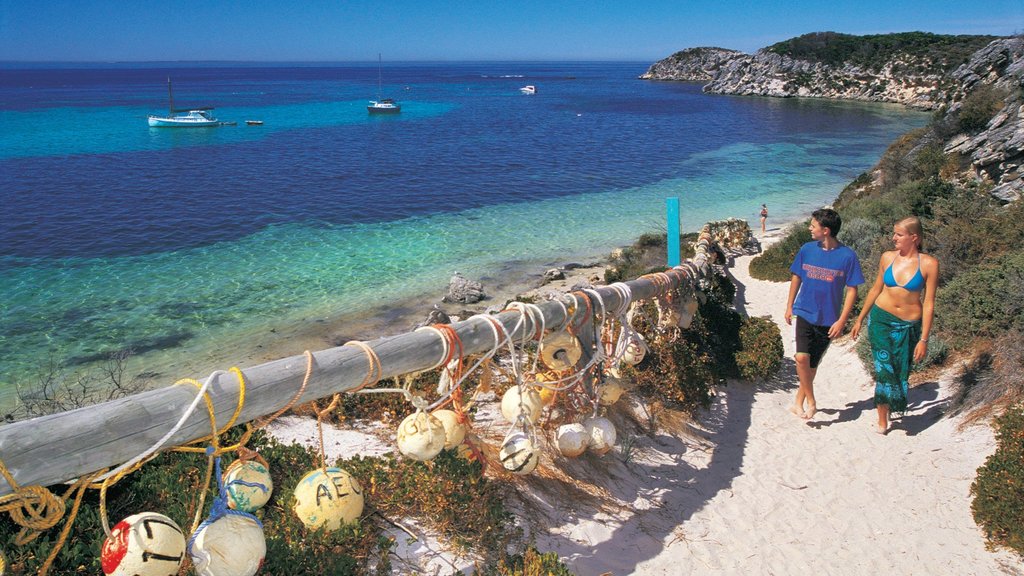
[367,54,401,114]
[147,78,220,127]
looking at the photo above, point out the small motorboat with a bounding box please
[520,85,536,95]
[147,78,221,127]
[246,120,264,126]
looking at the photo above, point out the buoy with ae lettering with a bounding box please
[292,467,365,531]
[101,512,186,576]
[396,410,446,461]
[431,409,467,449]
[188,514,265,576]
[223,458,273,513]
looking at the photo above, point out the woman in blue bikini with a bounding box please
[851,216,939,434]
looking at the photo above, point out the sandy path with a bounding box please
[523,232,1022,575]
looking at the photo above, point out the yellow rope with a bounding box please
[312,394,341,471]
[37,470,104,576]
[255,350,314,428]
[0,456,66,541]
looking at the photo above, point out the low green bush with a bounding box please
[749,224,811,282]
[734,316,784,381]
[971,404,1024,558]
[937,251,1024,347]
[958,84,1008,133]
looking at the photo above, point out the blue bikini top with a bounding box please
[883,254,924,291]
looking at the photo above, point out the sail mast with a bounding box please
[377,53,383,100]
[167,77,174,115]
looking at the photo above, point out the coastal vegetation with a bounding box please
[764,31,998,71]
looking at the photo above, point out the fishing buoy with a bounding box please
[500,385,544,424]
[431,409,467,449]
[583,416,616,455]
[101,512,186,576]
[396,411,446,461]
[598,377,625,406]
[293,467,365,531]
[223,459,273,513]
[540,331,583,371]
[555,423,589,458]
[499,431,539,475]
[189,514,265,576]
[621,334,646,365]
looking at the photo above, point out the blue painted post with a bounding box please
[666,197,680,267]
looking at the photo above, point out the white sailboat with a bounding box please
[147,78,220,127]
[367,54,401,114]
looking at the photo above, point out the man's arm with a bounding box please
[785,274,801,326]
[829,285,859,338]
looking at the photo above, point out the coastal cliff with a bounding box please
[643,32,1024,201]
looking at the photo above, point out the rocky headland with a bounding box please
[641,32,1024,201]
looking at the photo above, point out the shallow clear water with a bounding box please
[0,62,928,408]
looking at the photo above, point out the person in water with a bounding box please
[851,216,938,434]
[785,208,864,419]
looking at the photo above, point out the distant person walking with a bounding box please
[851,216,938,435]
[760,204,768,234]
[785,208,864,419]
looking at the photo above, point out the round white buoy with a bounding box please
[431,409,467,449]
[223,459,273,513]
[500,386,544,424]
[100,512,186,576]
[396,411,446,461]
[555,423,589,457]
[540,331,583,371]
[583,416,617,455]
[189,514,265,576]
[621,335,646,365]
[597,377,625,406]
[499,431,539,475]
[292,467,365,531]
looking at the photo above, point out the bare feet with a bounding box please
[876,423,889,435]
[801,404,817,420]
[789,405,804,418]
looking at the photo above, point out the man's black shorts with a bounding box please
[795,315,831,369]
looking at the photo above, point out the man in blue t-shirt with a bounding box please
[784,208,864,420]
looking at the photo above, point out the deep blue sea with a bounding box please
[0,61,929,409]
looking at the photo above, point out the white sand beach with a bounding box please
[270,228,1023,575]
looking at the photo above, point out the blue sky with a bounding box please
[1,0,1021,62]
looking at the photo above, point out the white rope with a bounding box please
[96,370,224,482]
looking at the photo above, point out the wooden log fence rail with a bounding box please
[0,219,752,496]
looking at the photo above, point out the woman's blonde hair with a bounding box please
[896,216,924,250]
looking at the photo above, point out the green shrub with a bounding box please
[734,316,784,381]
[971,404,1024,557]
[937,251,1024,347]
[958,84,1008,133]
[749,224,811,282]
[476,544,576,575]
[605,232,697,283]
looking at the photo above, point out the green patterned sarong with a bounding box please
[867,305,921,413]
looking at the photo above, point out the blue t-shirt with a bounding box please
[790,241,865,327]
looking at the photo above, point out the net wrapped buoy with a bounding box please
[188,514,265,576]
[292,467,365,531]
[223,459,273,513]
[620,334,647,365]
[101,512,186,576]
[555,423,589,458]
[539,331,582,371]
[583,416,616,455]
[431,409,467,449]
[500,385,544,424]
[396,411,446,461]
[597,377,625,406]
[499,430,539,475]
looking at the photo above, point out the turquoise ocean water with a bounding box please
[0,62,928,412]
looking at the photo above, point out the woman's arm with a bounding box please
[914,254,940,362]
[851,253,889,339]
